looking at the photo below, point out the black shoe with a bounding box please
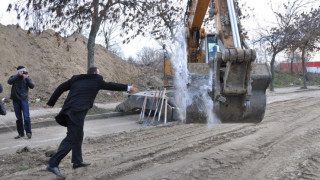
[46,166,65,179]
[27,133,32,139]
[14,135,24,139]
[73,162,91,169]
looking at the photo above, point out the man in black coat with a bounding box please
[45,67,137,179]
[8,66,34,139]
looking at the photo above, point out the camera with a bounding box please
[23,71,28,75]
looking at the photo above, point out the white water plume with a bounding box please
[170,28,191,122]
[169,27,220,127]
[199,70,221,129]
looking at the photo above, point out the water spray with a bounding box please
[169,27,220,128]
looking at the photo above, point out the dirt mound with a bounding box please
[0,24,163,107]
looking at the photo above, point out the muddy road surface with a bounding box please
[1,87,320,180]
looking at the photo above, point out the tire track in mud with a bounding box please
[70,122,257,179]
[89,96,320,179]
[297,153,320,180]
[253,97,320,155]
[273,126,320,180]
[263,96,320,123]
[91,124,259,180]
[151,95,320,179]
[225,98,320,179]
[259,126,320,179]
[153,97,320,180]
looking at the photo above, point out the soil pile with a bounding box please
[0,24,163,107]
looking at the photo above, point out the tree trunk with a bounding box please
[290,50,294,74]
[87,19,103,69]
[105,35,109,50]
[269,54,276,91]
[301,48,307,89]
[87,0,103,70]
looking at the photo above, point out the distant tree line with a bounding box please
[254,0,320,90]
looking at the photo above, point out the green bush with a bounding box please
[274,70,320,88]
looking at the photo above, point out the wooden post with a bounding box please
[152,90,163,123]
[147,90,157,121]
[138,95,148,123]
[157,88,166,121]
[164,98,168,124]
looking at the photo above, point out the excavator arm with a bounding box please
[185,0,210,63]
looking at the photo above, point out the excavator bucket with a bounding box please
[181,59,271,123]
[184,62,271,123]
[214,63,271,123]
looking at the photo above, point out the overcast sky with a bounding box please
[0,0,319,61]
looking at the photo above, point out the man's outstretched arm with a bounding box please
[46,80,71,107]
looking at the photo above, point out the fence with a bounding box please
[280,62,320,73]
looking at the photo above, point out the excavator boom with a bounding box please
[185,0,210,63]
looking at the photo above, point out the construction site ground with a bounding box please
[0,86,319,180]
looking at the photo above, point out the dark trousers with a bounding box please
[13,100,31,136]
[49,118,84,167]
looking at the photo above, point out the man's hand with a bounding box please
[129,85,139,94]
[23,74,29,79]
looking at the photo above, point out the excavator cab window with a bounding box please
[199,38,206,63]
[206,35,219,62]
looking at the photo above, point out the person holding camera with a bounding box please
[8,66,34,139]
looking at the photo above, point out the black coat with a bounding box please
[7,74,35,101]
[47,74,128,126]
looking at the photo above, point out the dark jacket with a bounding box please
[47,74,128,126]
[7,74,35,101]
[0,83,5,115]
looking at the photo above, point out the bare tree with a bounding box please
[255,26,295,92]
[31,8,41,34]
[127,56,136,64]
[98,20,120,51]
[137,47,163,69]
[284,45,299,74]
[8,0,183,70]
[292,8,320,88]
[254,0,313,91]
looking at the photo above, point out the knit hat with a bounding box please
[17,66,26,73]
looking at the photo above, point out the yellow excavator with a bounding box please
[117,0,271,124]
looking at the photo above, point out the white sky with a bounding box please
[0,0,319,61]
[0,0,18,25]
